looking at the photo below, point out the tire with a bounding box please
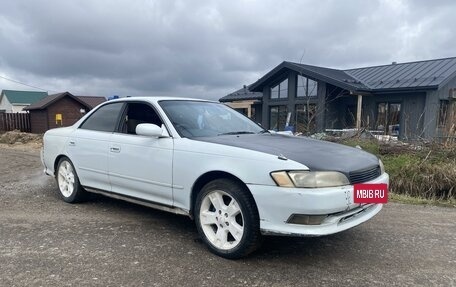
[195,178,262,259]
[55,157,86,203]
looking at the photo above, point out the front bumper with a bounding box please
[247,172,389,236]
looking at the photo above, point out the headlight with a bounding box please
[379,159,385,174]
[271,171,350,188]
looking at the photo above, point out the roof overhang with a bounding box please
[25,92,92,111]
[249,62,365,92]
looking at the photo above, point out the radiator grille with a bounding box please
[349,166,381,184]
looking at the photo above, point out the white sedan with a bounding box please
[42,97,389,258]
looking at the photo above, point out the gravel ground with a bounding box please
[0,147,455,287]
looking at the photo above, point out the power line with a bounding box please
[0,74,57,93]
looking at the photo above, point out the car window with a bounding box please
[79,102,124,132]
[159,101,264,138]
[120,102,164,134]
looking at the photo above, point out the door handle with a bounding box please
[69,140,75,146]
[110,146,121,153]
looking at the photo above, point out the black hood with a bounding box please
[194,133,379,175]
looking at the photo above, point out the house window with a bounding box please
[270,78,288,99]
[376,102,401,136]
[269,106,288,130]
[297,75,318,98]
[295,104,316,134]
[439,100,449,127]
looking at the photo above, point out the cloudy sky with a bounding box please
[0,0,455,100]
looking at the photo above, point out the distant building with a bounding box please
[220,85,262,121]
[0,90,48,113]
[221,57,456,140]
[25,92,106,133]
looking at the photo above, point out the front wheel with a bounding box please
[56,157,86,203]
[195,179,262,259]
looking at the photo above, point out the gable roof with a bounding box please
[1,90,48,105]
[25,92,105,110]
[220,85,263,102]
[76,96,106,108]
[249,61,368,92]
[249,57,456,93]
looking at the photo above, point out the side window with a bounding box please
[121,103,163,134]
[79,103,124,132]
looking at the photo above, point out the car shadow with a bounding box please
[69,192,372,263]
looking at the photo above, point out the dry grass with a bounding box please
[340,139,456,201]
[0,130,42,145]
[391,163,455,200]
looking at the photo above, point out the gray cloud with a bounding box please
[0,0,455,99]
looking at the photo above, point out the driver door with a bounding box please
[108,101,174,206]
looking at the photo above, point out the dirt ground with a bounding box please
[0,131,43,153]
[0,147,455,286]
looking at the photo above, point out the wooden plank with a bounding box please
[356,94,363,130]
[0,113,31,132]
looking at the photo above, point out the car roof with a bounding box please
[104,96,217,105]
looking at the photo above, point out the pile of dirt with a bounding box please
[0,131,43,150]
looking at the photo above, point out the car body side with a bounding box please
[42,97,388,237]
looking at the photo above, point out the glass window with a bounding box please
[295,104,316,134]
[271,85,279,99]
[439,100,449,127]
[270,78,288,99]
[297,75,307,98]
[376,102,401,135]
[376,103,387,131]
[159,101,264,138]
[234,108,248,116]
[120,103,163,134]
[297,75,318,97]
[279,78,288,99]
[79,103,124,132]
[269,106,288,131]
[308,79,318,97]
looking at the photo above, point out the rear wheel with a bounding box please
[56,157,86,203]
[195,178,261,259]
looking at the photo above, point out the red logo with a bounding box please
[353,184,388,204]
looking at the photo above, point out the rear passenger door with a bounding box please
[67,102,124,191]
[108,102,174,206]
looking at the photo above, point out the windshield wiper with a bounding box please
[218,131,256,136]
[258,129,270,134]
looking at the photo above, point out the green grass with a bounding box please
[389,192,456,208]
[338,139,456,206]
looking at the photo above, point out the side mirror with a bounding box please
[136,123,165,138]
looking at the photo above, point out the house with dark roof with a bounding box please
[221,57,456,140]
[0,90,48,113]
[25,92,106,133]
[220,85,263,120]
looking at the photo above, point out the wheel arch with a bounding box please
[190,171,256,219]
[54,154,69,176]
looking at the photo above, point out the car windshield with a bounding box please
[159,100,265,138]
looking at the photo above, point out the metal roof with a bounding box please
[1,90,48,104]
[246,57,456,95]
[344,57,456,90]
[219,85,263,102]
[286,62,370,90]
[249,61,368,92]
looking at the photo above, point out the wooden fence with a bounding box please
[0,112,31,133]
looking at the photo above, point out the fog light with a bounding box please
[287,214,327,225]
